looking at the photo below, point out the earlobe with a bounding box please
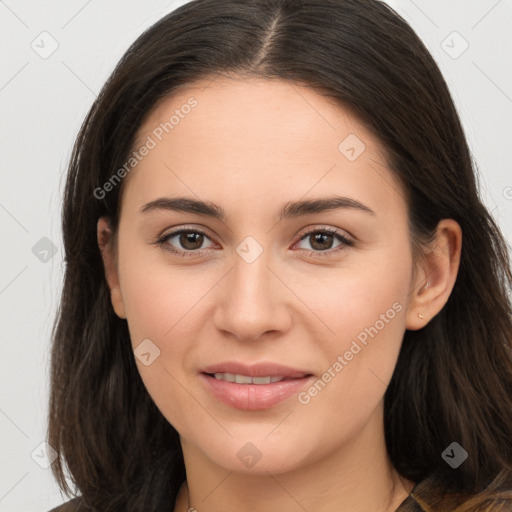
[97,217,127,319]
[405,219,462,330]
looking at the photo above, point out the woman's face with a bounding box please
[102,76,423,474]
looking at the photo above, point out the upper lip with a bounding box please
[201,361,312,378]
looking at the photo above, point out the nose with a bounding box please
[212,247,292,342]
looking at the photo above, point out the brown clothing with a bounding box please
[48,497,90,512]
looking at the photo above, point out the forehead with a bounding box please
[136,76,374,153]
[121,76,407,221]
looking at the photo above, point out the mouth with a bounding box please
[199,362,314,410]
[206,373,298,384]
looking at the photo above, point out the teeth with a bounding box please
[213,373,286,384]
[252,376,271,384]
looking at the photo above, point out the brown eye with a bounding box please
[309,232,335,251]
[157,228,215,255]
[179,231,204,250]
[295,227,354,256]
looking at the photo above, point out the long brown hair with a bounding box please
[48,0,512,510]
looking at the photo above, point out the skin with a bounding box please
[98,76,462,512]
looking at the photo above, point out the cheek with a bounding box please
[117,249,220,406]
[118,241,215,345]
[294,295,407,442]
[295,247,411,406]
[295,241,412,349]
[118,259,208,428]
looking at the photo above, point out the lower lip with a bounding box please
[200,373,314,410]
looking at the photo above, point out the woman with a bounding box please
[48,0,512,510]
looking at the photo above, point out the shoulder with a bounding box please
[395,478,431,512]
[395,493,426,511]
[48,497,92,512]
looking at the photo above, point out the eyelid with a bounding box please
[296,224,354,242]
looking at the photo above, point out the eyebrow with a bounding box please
[139,195,375,221]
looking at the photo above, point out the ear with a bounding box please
[97,216,126,319]
[405,219,462,330]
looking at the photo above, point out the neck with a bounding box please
[174,404,415,512]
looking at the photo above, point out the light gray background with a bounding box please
[1,0,511,510]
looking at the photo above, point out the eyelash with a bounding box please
[154,226,355,259]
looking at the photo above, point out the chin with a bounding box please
[191,432,320,475]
